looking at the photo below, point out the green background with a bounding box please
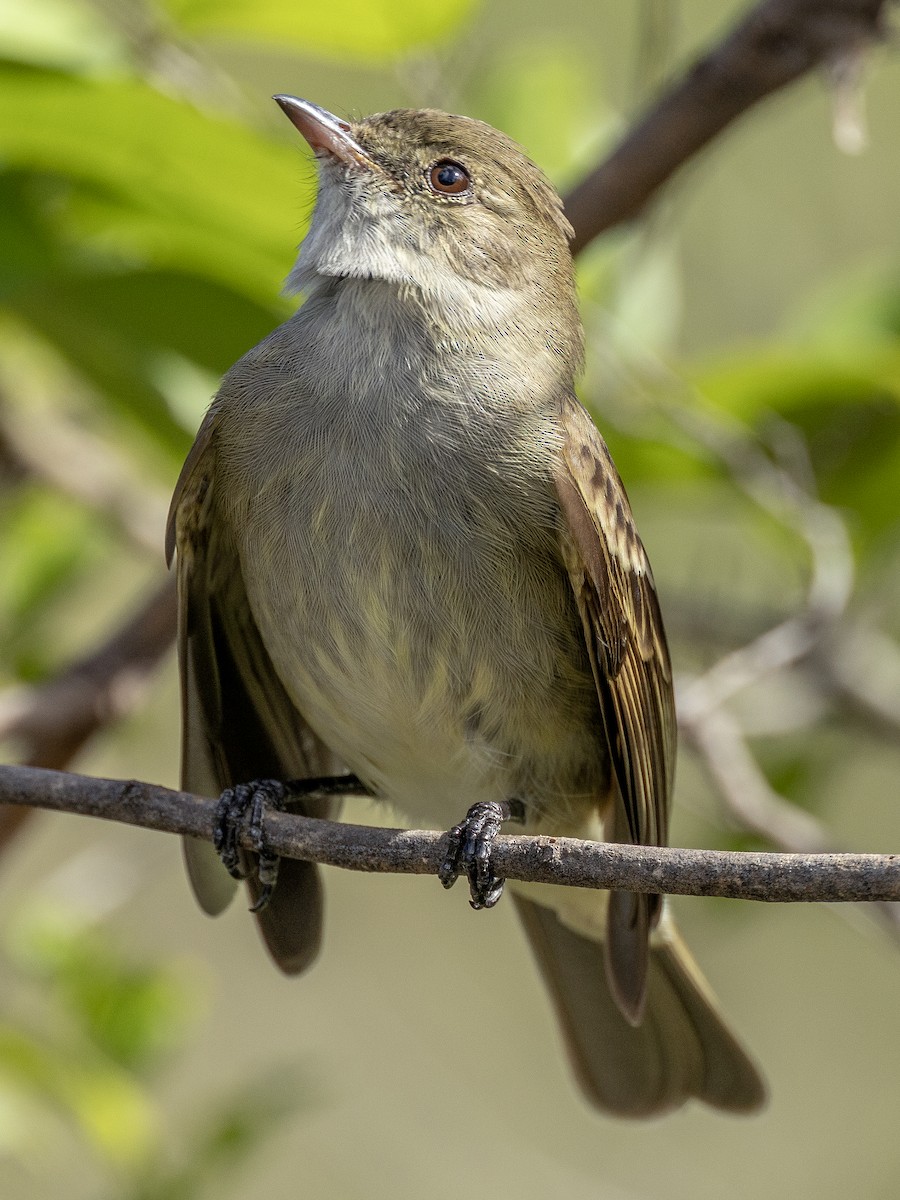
[0,1,899,1197]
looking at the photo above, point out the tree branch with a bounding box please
[0,398,169,557]
[564,0,888,251]
[1,764,896,904]
[0,578,177,770]
[0,578,177,854]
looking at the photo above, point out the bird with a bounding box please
[166,94,766,1118]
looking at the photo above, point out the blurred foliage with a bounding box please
[160,0,480,61]
[0,0,898,1196]
[0,888,310,1199]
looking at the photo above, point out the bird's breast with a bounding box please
[215,306,606,827]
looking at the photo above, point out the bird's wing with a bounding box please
[552,394,677,1021]
[167,410,340,974]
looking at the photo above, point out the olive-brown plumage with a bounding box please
[168,97,765,1116]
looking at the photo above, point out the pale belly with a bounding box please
[236,474,609,834]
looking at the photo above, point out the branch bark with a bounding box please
[1,764,896,904]
[563,0,888,251]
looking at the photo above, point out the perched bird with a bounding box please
[167,96,765,1117]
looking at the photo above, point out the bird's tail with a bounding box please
[513,893,766,1117]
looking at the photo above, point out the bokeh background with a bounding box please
[1,1,899,1197]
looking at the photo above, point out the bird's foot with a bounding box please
[214,774,365,912]
[438,799,525,910]
[214,779,287,911]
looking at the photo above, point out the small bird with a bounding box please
[167,96,766,1117]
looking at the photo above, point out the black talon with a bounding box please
[439,800,525,909]
[214,779,287,908]
[214,774,366,912]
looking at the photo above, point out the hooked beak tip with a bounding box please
[273,94,373,170]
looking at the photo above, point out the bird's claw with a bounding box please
[213,779,287,909]
[438,800,524,909]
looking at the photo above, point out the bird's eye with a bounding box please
[427,160,471,196]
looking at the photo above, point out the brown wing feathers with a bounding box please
[555,398,675,850]
[167,416,337,974]
[554,396,677,1021]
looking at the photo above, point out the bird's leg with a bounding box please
[213,774,366,911]
[281,774,366,805]
[438,799,525,909]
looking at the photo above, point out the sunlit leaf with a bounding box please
[9,266,282,451]
[471,38,617,186]
[693,349,900,419]
[0,69,310,297]
[692,347,900,542]
[0,486,104,672]
[0,1026,157,1166]
[0,0,125,72]
[161,0,478,62]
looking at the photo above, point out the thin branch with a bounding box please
[0,577,177,770]
[0,577,177,853]
[2,3,894,912]
[0,402,169,558]
[670,403,855,723]
[817,626,900,742]
[678,700,829,853]
[0,764,896,904]
[678,695,900,939]
[664,407,900,936]
[564,0,888,251]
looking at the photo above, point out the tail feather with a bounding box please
[183,837,236,916]
[514,895,766,1118]
[604,888,650,1027]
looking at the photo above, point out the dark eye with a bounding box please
[428,160,471,196]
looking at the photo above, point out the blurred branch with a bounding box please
[0,577,177,852]
[0,403,169,556]
[678,699,829,852]
[0,577,176,769]
[814,626,900,742]
[675,406,855,717]
[674,404,851,833]
[669,406,900,936]
[84,0,248,115]
[0,764,897,903]
[564,0,888,251]
[679,686,900,939]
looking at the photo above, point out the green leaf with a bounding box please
[0,172,66,297]
[0,486,105,676]
[790,265,900,348]
[471,37,616,186]
[7,906,199,1074]
[9,266,282,450]
[131,1065,313,1200]
[693,349,900,420]
[0,69,310,298]
[691,347,900,543]
[40,269,281,375]
[0,0,126,72]
[0,1026,157,1167]
[161,0,478,62]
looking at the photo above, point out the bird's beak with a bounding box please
[273,95,375,169]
